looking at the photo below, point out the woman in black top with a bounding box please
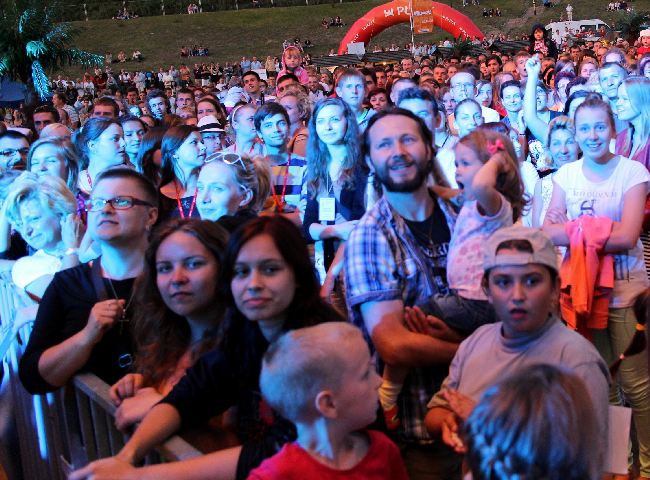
[71,216,343,480]
[302,98,367,284]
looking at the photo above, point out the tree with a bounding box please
[0,0,103,103]
[614,11,650,44]
[450,37,477,59]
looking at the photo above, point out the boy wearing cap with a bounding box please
[425,226,609,464]
[197,115,226,155]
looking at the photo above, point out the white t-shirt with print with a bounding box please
[553,156,650,307]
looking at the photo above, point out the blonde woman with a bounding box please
[531,116,579,227]
[27,136,79,193]
[616,76,650,279]
[196,153,271,229]
[5,173,82,298]
[616,76,650,169]
[278,86,311,157]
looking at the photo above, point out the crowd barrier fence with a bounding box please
[0,275,202,480]
[0,271,632,477]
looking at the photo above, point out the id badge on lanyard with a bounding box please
[318,197,336,222]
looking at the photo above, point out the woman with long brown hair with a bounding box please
[72,216,343,480]
[159,125,206,221]
[109,218,228,430]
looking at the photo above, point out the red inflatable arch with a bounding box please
[338,0,484,54]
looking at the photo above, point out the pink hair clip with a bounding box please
[486,138,505,156]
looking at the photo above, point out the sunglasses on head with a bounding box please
[205,152,247,170]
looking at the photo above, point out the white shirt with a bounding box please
[553,157,650,307]
[481,105,500,123]
[12,250,61,290]
[436,145,459,189]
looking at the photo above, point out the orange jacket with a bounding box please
[560,216,614,336]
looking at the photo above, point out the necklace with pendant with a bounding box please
[106,277,135,334]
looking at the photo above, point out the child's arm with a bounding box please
[531,178,544,228]
[471,152,506,217]
[320,243,345,299]
[425,406,465,453]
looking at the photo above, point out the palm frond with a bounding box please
[66,48,104,67]
[45,23,73,45]
[31,60,51,99]
[26,40,47,58]
[0,0,103,102]
[0,56,9,77]
[17,9,35,35]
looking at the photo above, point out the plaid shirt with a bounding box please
[345,193,456,444]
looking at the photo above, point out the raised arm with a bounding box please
[531,178,544,228]
[471,153,507,217]
[522,56,549,144]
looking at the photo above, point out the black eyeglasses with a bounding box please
[86,196,153,212]
[0,148,29,157]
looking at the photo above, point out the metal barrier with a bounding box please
[0,275,202,480]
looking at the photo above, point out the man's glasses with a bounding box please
[86,196,153,212]
[0,148,29,157]
[206,152,247,170]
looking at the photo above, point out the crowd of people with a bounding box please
[607,1,630,11]
[481,8,502,17]
[1,22,650,480]
[112,8,139,20]
[180,45,211,57]
[321,16,345,28]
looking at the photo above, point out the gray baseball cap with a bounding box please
[483,226,558,273]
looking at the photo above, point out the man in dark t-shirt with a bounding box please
[19,169,158,394]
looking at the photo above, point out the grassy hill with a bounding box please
[59,0,647,76]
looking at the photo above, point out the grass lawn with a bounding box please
[60,0,645,76]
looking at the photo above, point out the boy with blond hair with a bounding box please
[248,322,408,479]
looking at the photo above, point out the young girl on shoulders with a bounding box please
[277,46,309,85]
